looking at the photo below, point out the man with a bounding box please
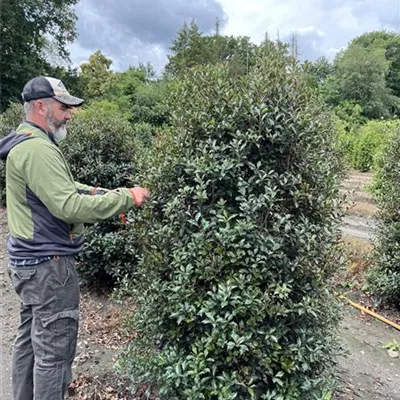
[0,76,149,400]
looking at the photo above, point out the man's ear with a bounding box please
[35,99,48,116]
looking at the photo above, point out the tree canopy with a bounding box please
[0,0,78,111]
[165,20,257,78]
[320,31,400,119]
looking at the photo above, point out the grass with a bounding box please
[332,235,374,293]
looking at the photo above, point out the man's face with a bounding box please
[45,100,72,142]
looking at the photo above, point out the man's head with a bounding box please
[22,76,84,143]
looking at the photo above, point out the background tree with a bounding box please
[80,50,115,100]
[333,46,396,118]
[213,35,257,76]
[385,41,400,98]
[165,20,257,78]
[0,0,78,111]
[324,31,400,119]
[98,65,170,145]
[303,57,333,90]
[352,30,400,99]
[165,20,206,77]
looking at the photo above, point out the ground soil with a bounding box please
[0,170,399,399]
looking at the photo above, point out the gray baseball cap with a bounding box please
[22,76,84,106]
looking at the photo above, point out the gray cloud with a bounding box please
[279,0,399,62]
[319,0,350,9]
[73,0,226,71]
[69,0,399,72]
[352,0,400,30]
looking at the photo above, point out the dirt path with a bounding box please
[340,170,378,240]
[342,215,377,240]
[0,171,399,399]
[335,309,400,399]
[336,170,400,399]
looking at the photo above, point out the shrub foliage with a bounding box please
[121,45,344,399]
[62,108,137,188]
[367,124,400,304]
[62,109,139,284]
[336,119,395,173]
[352,120,393,172]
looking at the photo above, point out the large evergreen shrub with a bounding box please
[121,45,344,399]
[62,108,141,285]
[63,107,137,188]
[366,123,400,304]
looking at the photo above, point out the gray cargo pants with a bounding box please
[9,256,80,400]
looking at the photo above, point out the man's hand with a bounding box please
[129,187,150,206]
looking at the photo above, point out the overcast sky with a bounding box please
[68,0,399,73]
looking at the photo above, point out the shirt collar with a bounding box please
[23,120,58,146]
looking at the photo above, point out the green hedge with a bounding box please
[352,120,394,172]
[62,107,141,285]
[366,123,400,304]
[120,45,343,399]
[337,120,397,172]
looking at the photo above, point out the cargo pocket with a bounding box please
[9,266,41,305]
[50,257,80,310]
[41,309,80,362]
[51,257,73,288]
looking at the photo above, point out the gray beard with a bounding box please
[48,119,67,143]
[52,125,67,143]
